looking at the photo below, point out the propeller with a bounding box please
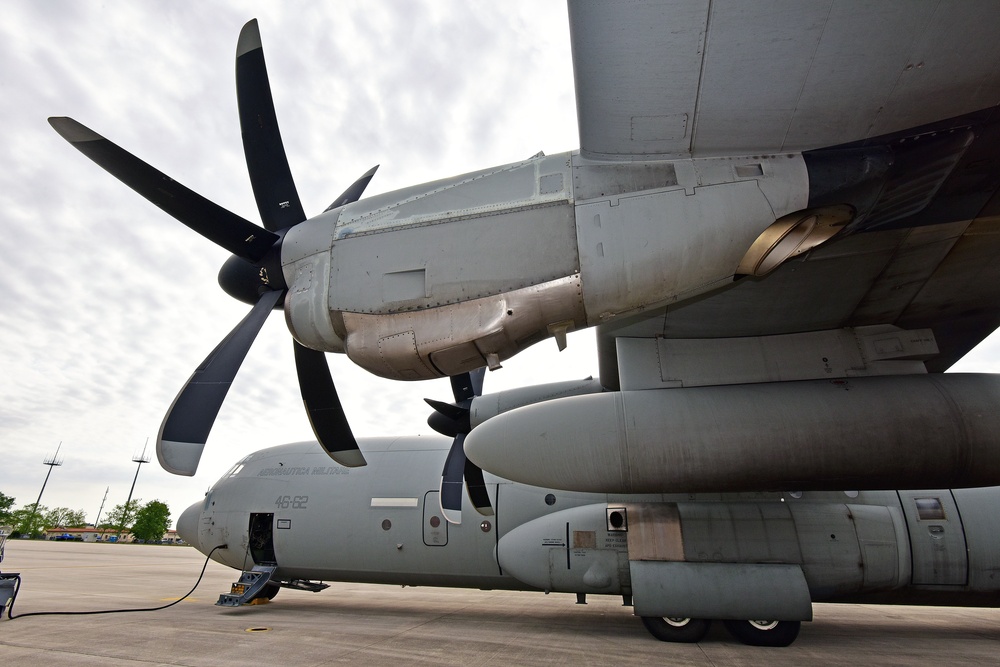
[49,19,375,476]
[425,369,495,524]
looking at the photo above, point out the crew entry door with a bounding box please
[248,513,277,565]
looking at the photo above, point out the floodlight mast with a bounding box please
[26,443,63,537]
[93,486,109,536]
[117,439,151,540]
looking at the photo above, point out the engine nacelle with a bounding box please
[283,151,809,380]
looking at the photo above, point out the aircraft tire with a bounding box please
[722,619,800,647]
[251,582,281,602]
[640,616,711,643]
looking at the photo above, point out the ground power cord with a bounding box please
[2,544,227,621]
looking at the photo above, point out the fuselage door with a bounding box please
[248,512,277,565]
[897,490,968,586]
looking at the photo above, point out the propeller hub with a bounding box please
[217,255,283,307]
[218,230,287,306]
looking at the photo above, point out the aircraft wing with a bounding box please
[569,0,1000,160]
[573,2,1000,387]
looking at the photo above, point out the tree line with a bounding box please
[0,491,171,543]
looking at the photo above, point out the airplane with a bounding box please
[47,2,1000,494]
[48,0,1000,648]
[175,419,1000,648]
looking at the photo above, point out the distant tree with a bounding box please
[131,501,171,543]
[11,504,48,537]
[43,507,87,528]
[0,491,14,525]
[102,499,142,534]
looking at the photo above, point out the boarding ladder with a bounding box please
[216,564,278,607]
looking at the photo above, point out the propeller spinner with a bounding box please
[49,20,375,475]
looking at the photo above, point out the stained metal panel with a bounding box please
[630,561,813,620]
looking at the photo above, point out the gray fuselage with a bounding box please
[179,438,1000,614]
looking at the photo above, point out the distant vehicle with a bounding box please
[53,533,82,541]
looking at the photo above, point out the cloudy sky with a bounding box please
[4,1,1000,530]
[1,0,602,526]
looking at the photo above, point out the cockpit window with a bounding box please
[215,454,253,486]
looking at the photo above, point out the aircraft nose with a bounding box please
[176,501,202,551]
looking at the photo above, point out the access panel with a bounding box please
[897,491,968,586]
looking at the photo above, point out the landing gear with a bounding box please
[641,616,712,643]
[722,619,800,647]
[250,581,281,602]
[639,616,801,646]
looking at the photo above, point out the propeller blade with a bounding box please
[236,19,306,232]
[464,455,495,517]
[157,288,283,476]
[293,341,366,467]
[440,433,469,524]
[436,367,493,523]
[424,398,470,438]
[48,116,277,262]
[451,367,485,403]
[440,434,495,524]
[324,165,380,212]
[425,367,487,436]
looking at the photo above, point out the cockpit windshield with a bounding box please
[207,453,254,493]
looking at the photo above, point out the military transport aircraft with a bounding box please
[48,0,1000,648]
[175,412,1000,647]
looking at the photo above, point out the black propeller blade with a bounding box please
[158,289,283,476]
[233,19,369,468]
[325,165,380,212]
[236,19,307,232]
[47,117,278,263]
[426,368,494,523]
[52,20,378,475]
[294,342,365,467]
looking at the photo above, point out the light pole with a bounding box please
[26,443,63,538]
[94,486,109,539]
[116,440,150,541]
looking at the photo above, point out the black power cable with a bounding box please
[3,544,227,621]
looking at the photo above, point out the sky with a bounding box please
[4,1,1000,531]
[0,0,600,527]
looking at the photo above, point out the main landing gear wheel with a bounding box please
[641,616,712,643]
[250,581,281,602]
[722,619,800,647]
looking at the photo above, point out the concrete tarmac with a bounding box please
[1,540,999,666]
